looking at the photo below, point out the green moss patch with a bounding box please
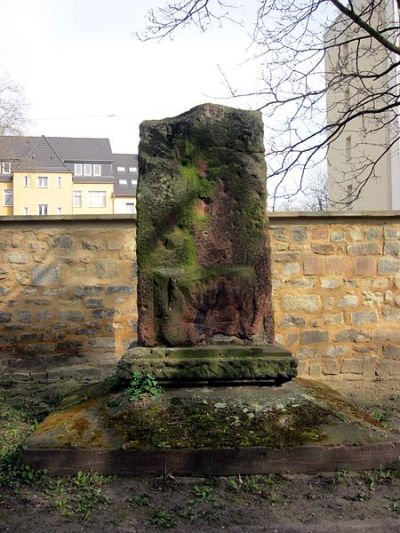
[117,396,332,449]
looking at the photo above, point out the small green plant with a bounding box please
[245,475,278,494]
[192,484,214,501]
[131,493,151,506]
[386,500,400,513]
[54,497,71,516]
[149,509,176,528]
[128,372,163,402]
[356,491,369,502]
[360,467,395,490]
[368,406,394,428]
[332,468,348,485]
[360,471,377,491]
[242,476,261,493]
[52,471,111,521]
[0,446,47,492]
[227,476,241,491]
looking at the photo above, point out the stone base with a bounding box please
[22,380,400,476]
[116,344,297,384]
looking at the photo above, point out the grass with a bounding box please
[367,406,395,429]
[44,471,112,520]
[226,474,283,504]
[0,389,112,521]
[0,390,47,492]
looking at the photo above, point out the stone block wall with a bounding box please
[1,213,400,382]
[0,216,137,381]
[270,212,400,380]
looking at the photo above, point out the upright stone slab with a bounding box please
[126,103,296,383]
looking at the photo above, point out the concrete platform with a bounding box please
[22,379,400,476]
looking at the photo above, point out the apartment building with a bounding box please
[0,135,137,216]
[325,0,400,210]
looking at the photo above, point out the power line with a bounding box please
[31,112,145,121]
[31,108,181,121]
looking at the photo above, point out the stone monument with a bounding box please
[122,103,297,383]
[23,107,400,474]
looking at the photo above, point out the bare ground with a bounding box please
[1,377,400,532]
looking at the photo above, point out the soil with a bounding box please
[1,377,400,532]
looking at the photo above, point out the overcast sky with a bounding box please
[1,0,262,154]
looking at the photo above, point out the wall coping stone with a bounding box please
[0,214,137,223]
[2,211,400,224]
[268,211,400,220]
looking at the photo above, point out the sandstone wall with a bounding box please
[270,212,400,380]
[1,213,400,382]
[0,216,137,381]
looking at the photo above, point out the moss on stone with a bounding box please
[137,103,276,347]
[119,397,332,449]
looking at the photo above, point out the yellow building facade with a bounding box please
[72,183,114,215]
[0,136,137,216]
[0,182,13,216]
[13,172,73,216]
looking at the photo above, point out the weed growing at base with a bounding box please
[127,372,163,402]
[149,509,176,528]
[45,471,112,521]
[0,391,47,492]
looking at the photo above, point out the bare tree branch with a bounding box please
[0,75,27,136]
[139,0,400,209]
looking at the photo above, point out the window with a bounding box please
[23,207,28,215]
[117,166,125,172]
[131,179,137,185]
[38,176,48,188]
[119,179,128,185]
[345,136,352,162]
[93,164,101,176]
[57,176,62,188]
[57,207,62,215]
[84,164,92,176]
[342,42,349,63]
[24,175,29,187]
[4,189,13,206]
[126,202,135,214]
[129,166,137,173]
[2,162,11,174]
[73,190,82,208]
[344,87,350,110]
[88,191,106,208]
[74,164,83,176]
[38,204,48,216]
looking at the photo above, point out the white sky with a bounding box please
[1,0,262,154]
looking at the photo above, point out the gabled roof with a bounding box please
[14,136,69,173]
[0,136,39,161]
[112,153,138,197]
[47,137,113,162]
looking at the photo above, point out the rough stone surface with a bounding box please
[137,104,274,347]
[0,221,137,378]
[300,330,329,345]
[32,265,59,287]
[117,345,297,383]
[3,214,400,382]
